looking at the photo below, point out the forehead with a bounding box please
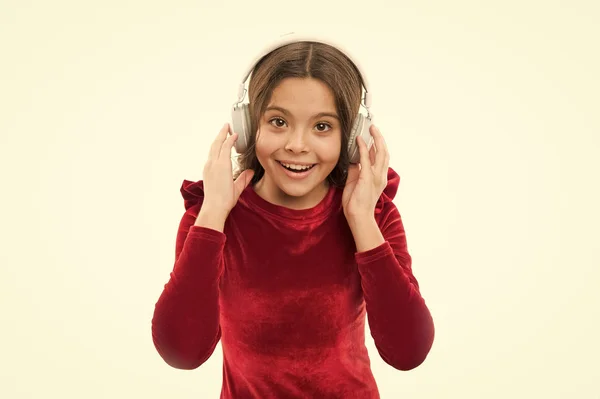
[267,78,336,113]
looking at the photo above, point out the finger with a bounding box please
[369,140,376,166]
[209,123,231,160]
[345,164,360,188]
[346,163,360,182]
[220,130,238,159]
[234,168,254,198]
[372,125,389,173]
[357,135,371,179]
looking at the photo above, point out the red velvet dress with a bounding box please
[152,167,434,398]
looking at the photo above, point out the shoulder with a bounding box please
[375,167,401,217]
[180,179,205,213]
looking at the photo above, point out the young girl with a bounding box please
[152,36,435,398]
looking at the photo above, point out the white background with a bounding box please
[1,0,598,398]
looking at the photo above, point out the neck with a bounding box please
[253,178,330,210]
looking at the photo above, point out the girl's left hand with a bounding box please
[342,124,390,220]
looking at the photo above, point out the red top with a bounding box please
[152,167,434,398]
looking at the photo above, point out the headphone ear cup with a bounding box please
[347,113,372,164]
[231,103,251,153]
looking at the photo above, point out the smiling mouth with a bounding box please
[277,161,316,173]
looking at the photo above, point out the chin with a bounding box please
[277,181,317,197]
[272,162,332,196]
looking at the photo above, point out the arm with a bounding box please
[348,204,435,371]
[151,204,227,370]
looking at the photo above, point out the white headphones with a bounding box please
[230,32,374,164]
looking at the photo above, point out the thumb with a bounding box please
[233,169,255,199]
[346,163,360,183]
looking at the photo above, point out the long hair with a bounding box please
[232,41,364,188]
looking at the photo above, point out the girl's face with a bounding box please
[253,77,342,209]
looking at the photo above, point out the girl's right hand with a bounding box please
[201,123,255,217]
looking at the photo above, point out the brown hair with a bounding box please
[232,41,364,188]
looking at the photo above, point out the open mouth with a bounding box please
[277,161,316,174]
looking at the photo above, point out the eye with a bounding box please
[268,117,332,132]
[268,117,287,128]
[315,122,332,132]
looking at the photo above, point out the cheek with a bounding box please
[255,129,285,154]
[254,134,279,166]
[315,138,342,163]
[255,127,342,162]
[254,132,271,156]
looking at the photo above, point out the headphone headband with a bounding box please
[235,32,372,110]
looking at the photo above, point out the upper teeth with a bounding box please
[280,162,313,170]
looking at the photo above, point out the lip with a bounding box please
[278,160,316,166]
[276,160,316,180]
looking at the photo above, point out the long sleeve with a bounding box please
[355,200,435,371]
[151,202,226,370]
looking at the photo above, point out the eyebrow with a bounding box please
[264,105,339,120]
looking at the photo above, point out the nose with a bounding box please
[284,128,309,153]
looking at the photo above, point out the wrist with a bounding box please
[347,217,384,253]
[195,206,228,232]
[345,211,375,226]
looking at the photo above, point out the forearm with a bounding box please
[152,227,225,369]
[347,215,385,253]
[194,206,228,232]
[356,244,434,370]
[350,214,435,370]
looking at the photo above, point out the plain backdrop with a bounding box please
[1,1,599,398]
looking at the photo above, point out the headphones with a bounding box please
[230,32,374,164]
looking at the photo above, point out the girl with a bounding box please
[152,38,435,399]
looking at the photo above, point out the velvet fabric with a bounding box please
[152,167,435,398]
